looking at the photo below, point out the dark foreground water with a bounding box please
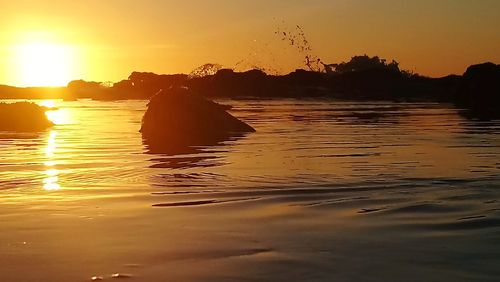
[0,99,499,282]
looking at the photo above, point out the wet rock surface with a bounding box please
[140,88,255,154]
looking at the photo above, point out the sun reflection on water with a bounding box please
[40,99,72,125]
[46,109,70,125]
[45,131,57,158]
[43,130,61,191]
[43,174,60,191]
[40,100,72,191]
[40,100,56,108]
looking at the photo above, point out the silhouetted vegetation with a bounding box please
[328,55,401,74]
[0,102,53,132]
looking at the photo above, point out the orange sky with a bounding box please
[1,0,499,86]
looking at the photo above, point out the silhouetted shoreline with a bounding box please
[1,57,498,118]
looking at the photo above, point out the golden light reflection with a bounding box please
[43,175,61,191]
[43,130,61,191]
[40,100,56,108]
[45,131,57,158]
[40,100,72,125]
[40,99,71,191]
[46,109,70,125]
[44,160,57,167]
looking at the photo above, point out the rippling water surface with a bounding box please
[0,99,499,281]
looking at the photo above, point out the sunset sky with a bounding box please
[1,0,499,86]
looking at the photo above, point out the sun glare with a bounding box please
[45,109,71,125]
[40,100,56,108]
[12,42,75,87]
[39,100,72,125]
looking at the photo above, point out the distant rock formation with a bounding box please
[0,102,53,132]
[1,55,497,114]
[455,62,500,119]
[67,79,105,100]
[126,72,188,98]
[140,88,255,154]
[0,85,66,100]
[189,68,286,98]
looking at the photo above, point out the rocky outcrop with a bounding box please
[2,59,497,108]
[0,102,53,132]
[140,88,255,154]
[455,62,500,118]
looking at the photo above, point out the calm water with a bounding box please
[0,99,499,281]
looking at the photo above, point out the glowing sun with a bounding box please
[13,42,75,87]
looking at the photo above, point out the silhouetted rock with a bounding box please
[126,72,189,99]
[140,88,255,154]
[189,69,286,98]
[0,57,496,105]
[0,102,53,132]
[424,75,462,102]
[65,74,189,100]
[455,62,500,119]
[0,85,66,99]
[326,68,406,99]
[67,80,106,98]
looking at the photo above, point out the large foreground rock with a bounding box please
[140,88,255,154]
[455,62,500,119]
[0,102,53,132]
